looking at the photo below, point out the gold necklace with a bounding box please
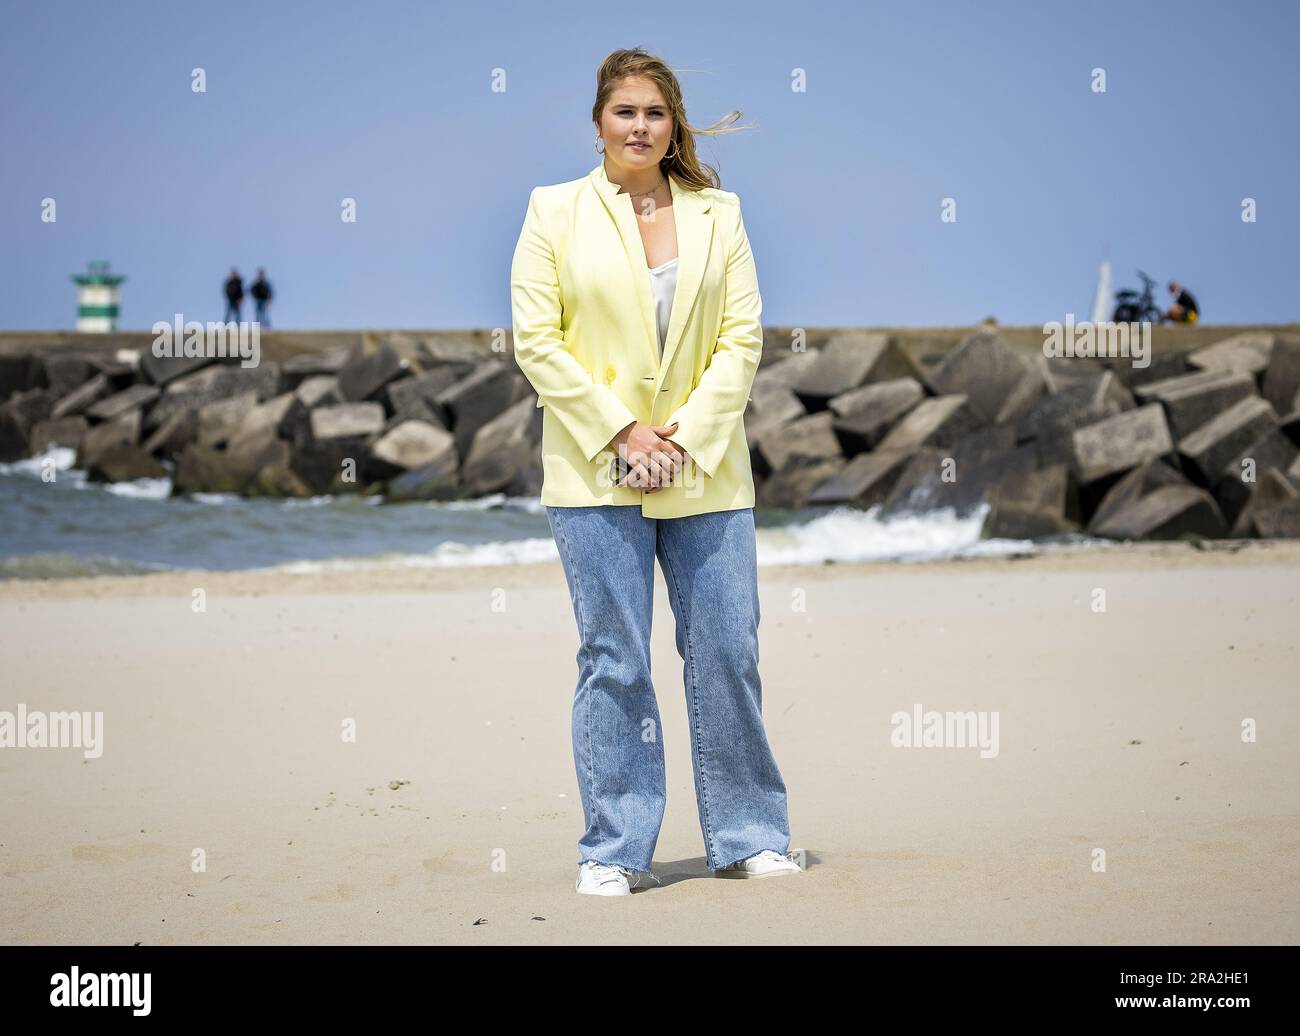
[625,175,667,201]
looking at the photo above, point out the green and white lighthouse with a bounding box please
[71,260,126,332]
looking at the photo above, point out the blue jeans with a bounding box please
[545,503,791,872]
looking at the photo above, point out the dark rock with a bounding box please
[1177,396,1278,485]
[86,443,168,483]
[754,411,842,471]
[992,365,1047,425]
[0,353,36,399]
[435,361,525,459]
[29,415,89,451]
[337,344,405,402]
[310,402,385,441]
[138,351,216,386]
[39,353,94,396]
[1282,409,1300,450]
[1088,459,1190,533]
[1261,336,1300,416]
[226,429,290,489]
[503,455,544,498]
[49,373,109,419]
[1,389,56,454]
[1133,369,1258,439]
[827,377,924,452]
[1038,355,1111,394]
[295,375,342,408]
[374,332,429,374]
[804,448,914,509]
[173,443,248,494]
[76,410,141,471]
[0,409,27,461]
[226,393,301,453]
[420,335,486,367]
[85,384,161,422]
[751,351,820,395]
[247,456,314,498]
[756,454,846,510]
[1071,403,1175,484]
[142,408,199,456]
[880,432,1036,519]
[1014,372,1126,443]
[147,363,280,430]
[1229,469,1300,537]
[289,435,373,495]
[981,464,1081,539]
[1092,485,1227,540]
[196,391,260,448]
[86,354,139,386]
[792,332,924,407]
[745,382,806,453]
[373,419,458,472]
[925,330,1032,423]
[1187,332,1274,376]
[1211,429,1299,525]
[462,398,540,496]
[1251,498,1300,538]
[386,370,457,426]
[876,395,984,452]
[385,453,463,502]
[1106,348,1190,390]
[281,347,353,388]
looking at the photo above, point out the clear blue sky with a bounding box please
[2,0,1296,330]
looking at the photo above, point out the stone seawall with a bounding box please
[2,324,1298,541]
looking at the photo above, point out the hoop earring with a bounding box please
[664,141,678,160]
[594,137,605,155]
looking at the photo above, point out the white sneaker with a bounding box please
[716,849,802,878]
[576,860,640,896]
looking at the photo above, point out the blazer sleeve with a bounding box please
[665,196,763,479]
[510,186,638,463]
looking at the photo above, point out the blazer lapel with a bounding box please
[588,161,714,389]
[659,175,713,389]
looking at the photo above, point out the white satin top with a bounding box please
[648,256,678,357]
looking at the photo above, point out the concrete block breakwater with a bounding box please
[1,325,1298,541]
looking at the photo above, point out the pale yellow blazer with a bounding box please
[510,160,763,518]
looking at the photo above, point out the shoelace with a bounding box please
[585,862,636,888]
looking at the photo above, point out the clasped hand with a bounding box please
[610,420,689,493]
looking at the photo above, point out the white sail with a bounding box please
[1090,258,1112,324]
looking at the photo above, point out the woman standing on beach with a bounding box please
[510,48,799,896]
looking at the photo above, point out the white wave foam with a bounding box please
[1,445,173,498]
[259,503,1055,576]
[279,494,336,508]
[190,491,239,505]
[755,504,1037,565]
[431,493,546,513]
[103,477,172,500]
[0,445,78,478]
[268,534,560,574]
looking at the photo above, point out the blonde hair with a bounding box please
[591,47,753,191]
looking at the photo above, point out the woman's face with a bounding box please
[595,77,674,174]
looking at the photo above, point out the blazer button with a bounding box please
[604,366,616,383]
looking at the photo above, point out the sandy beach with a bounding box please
[1,539,1297,945]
